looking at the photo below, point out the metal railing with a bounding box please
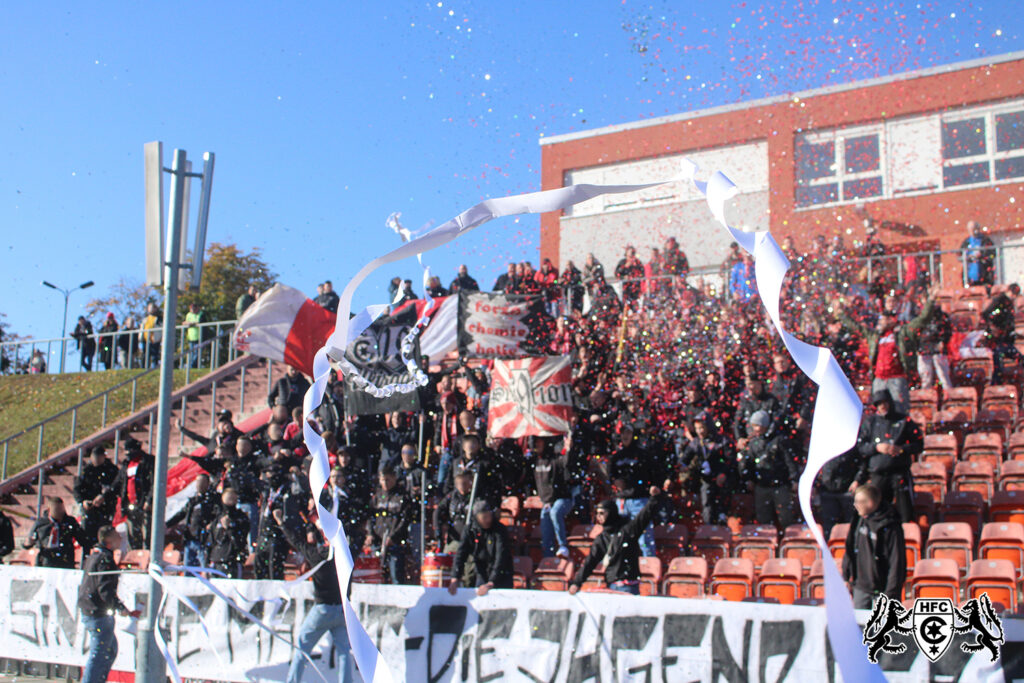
[857,241,1024,289]
[0,328,240,481]
[0,319,238,376]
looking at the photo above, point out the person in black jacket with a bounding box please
[816,447,860,537]
[982,285,1023,384]
[207,488,251,578]
[254,467,290,580]
[74,446,120,557]
[449,264,480,294]
[166,473,218,568]
[274,512,353,683]
[73,316,96,372]
[843,484,906,609]
[223,442,262,547]
[677,413,736,525]
[732,374,780,446]
[739,411,800,529]
[369,466,414,584]
[116,438,154,549]
[178,412,244,457]
[24,497,88,568]
[608,424,662,556]
[446,434,501,510]
[915,306,952,390]
[319,466,369,557]
[434,470,473,551]
[533,435,576,559]
[78,526,140,683]
[448,500,514,596]
[850,390,922,522]
[769,353,815,441]
[267,365,312,413]
[569,486,664,595]
[0,508,15,562]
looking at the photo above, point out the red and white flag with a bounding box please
[487,356,574,438]
[233,283,457,375]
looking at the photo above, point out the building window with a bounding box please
[942,105,1024,187]
[795,127,883,208]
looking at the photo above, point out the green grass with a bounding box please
[0,367,207,478]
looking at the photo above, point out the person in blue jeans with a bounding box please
[533,435,578,559]
[78,526,140,683]
[609,424,664,557]
[275,510,353,683]
[568,487,665,595]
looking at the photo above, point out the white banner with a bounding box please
[0,565,1014,682]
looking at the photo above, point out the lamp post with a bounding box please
[41,279,95,373]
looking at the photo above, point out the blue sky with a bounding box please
[1,1,1019,339]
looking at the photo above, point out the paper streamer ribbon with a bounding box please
[681,159,885,682]
[302,178,675,683]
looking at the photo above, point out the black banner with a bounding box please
[457,291,553,359]
[342,306,422,415]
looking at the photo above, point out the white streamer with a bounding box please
[302,178,673,683]
[681,160,885,682]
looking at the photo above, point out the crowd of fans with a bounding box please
[2,220,1017,608]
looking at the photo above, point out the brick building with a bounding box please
[539,51,1024,288]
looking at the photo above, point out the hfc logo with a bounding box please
[863,593,1004,663]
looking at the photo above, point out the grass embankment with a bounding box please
[0,368,207,477]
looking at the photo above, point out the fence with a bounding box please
[0,319,238,376]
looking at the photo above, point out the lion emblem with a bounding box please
[863,593,913,663]
[953,594,1005,662]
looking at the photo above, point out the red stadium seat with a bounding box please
[119,549,150,571]
[914,492,938,533]
[999,460,1024,491]
[921,433,959,472]
[500,496,521,526]
[8,549,37,566]
[734,524,779,571]
[693,525,733,567]
[966,559,1017,611]
[944,387,979,419]
[939,490,986,537]
[990,490,1024,525]
[910,388,939,424]
[904,522,922,577]
[710,558,755,602]
[953,460,996,498]
[828,524,850,561]
[638,556,663,596]
[512,556,534,589]
[567,525,602,566]
[756,557,803,605]
[983,385,1020,420]
[534,557,574,591]
[912,461,948,503]
[911,559,960,601]
[979,522,1024,578]
[806,559,825,600]
[1008,433,1024,461]
[581,564,605,592]
[780,524,821,574]
[953,358,993,390]
[962,432,1004,471]
[925,522,973,576]
[662,557,708,598]
[974,409,1015,435]
[652,524,688,568]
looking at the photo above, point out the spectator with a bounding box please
[769,352,815,439]
[0,507,13,561]
[207,488,250,578]
[661,237,690,282]
[73,315,96,372]
[615,246,645,307]
[370,465,415,584]
[254,466,289,580]
[916,302,952,390]
[536,258,560,314]
[569,486,665,595]
[117,315,138,369]
[387,277,402,303]
[434,470,473,551]
[425,276,449,298]
[117,438,154,549]
[224,438,263,547]
[733,374,779,446]
[78,526,140,683]
[317,380,346,436]
[166,473,218,568]
[276,514,353,683]
[582,253,604,293]
[843,483,905,609]
[720,242,742,282]
[28,349,46,374]
[562,260,585,312]
[394,279,418,306]
[98,313,118,371]
[729,252,757,302]
[24,496,87,568]
[183,302,205,368]
[236,284,258,319]
[981,284,1023,384]
[449,264,480,294]
[493,263,517,292]
[316,280,340,313]
[268,365,312,413]
[142,303,162,368]
[321,466,368,558]
[834,284,939,414]
[448,500,514,596]
[609,423,661,557]
[961,220,995,286]
[73,445,119,557]
[739,411,800,529]
[678,412,735,525]
[816,446,861,537]
[644,247,663,301]
[850,389,922,522]
[533,435,575,559]
[180,410,244,457]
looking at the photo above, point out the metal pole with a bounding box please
[35,425,45,518]
[210,380,217,432]
[70,408,77,445]
[131,378,138,413]
[418,416,426,564]
[137,148,186,683]
[101,393,109,428]
[76,447,84,478]
[1,441,7,480]
[59,292,69,373]
[239,365,246,415]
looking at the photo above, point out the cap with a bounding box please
[748,410,770,428]
[871,390,893,405]
[217,409,233,422]
[91,445,106,456]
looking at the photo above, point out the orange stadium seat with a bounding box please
[966,559,1017,612]
[693,525,733,567]
[119,549,150,571]
[652,524,688,568]
[581,564,605,592]
[991,490,1024,525]
[534,557,574,591]
[912,461,948,503]
[921,433,959,472]
[926,522,973,575]
[913,491,938,533]
[945,386,980,419]
[734,524,779,571]
[953,358,993,391]
[979,522,1024,578]
[638,556,663,596]
[953,460,996,498]
[910,388,940,424]
[512,556,534,589]
[939,490,986,537]
[999,460,1024,491]
[828,523,850,560]
[1008,432,1024,461]
[780,524,821,574]
[710,558,755,602]
[983,385,1020,420]
[499,496,521,526]
[911,559,960,601]
[756,558,802,605]
[962,432,1004,471]
[806,559,825,600]
[903,522,922,577]
[567,524,602,566]
[662,557,708,598]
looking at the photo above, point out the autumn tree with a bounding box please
[177,242,277,322]
[85,277,161,322]
[0,312,24,374]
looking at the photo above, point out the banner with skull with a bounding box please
[488,356,574,438]
[342,305,424,415]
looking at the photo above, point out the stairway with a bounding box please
[0,355,288,543]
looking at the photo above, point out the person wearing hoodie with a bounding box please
[116,438,154,549]
[73,445,120,557]
[732,374,780,446]
[533,435,577,559]
[850,389,922,522]
[448,500,514,596]
[166,473,218,568]
[609,423,664,556]
[739,410,800,529]
[207,488,251,578]
[569,486,665,595]
[677,413,736,525]
[843,484,906,609]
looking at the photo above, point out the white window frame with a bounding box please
[795,123,885,209]
[941,99,1024,189]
